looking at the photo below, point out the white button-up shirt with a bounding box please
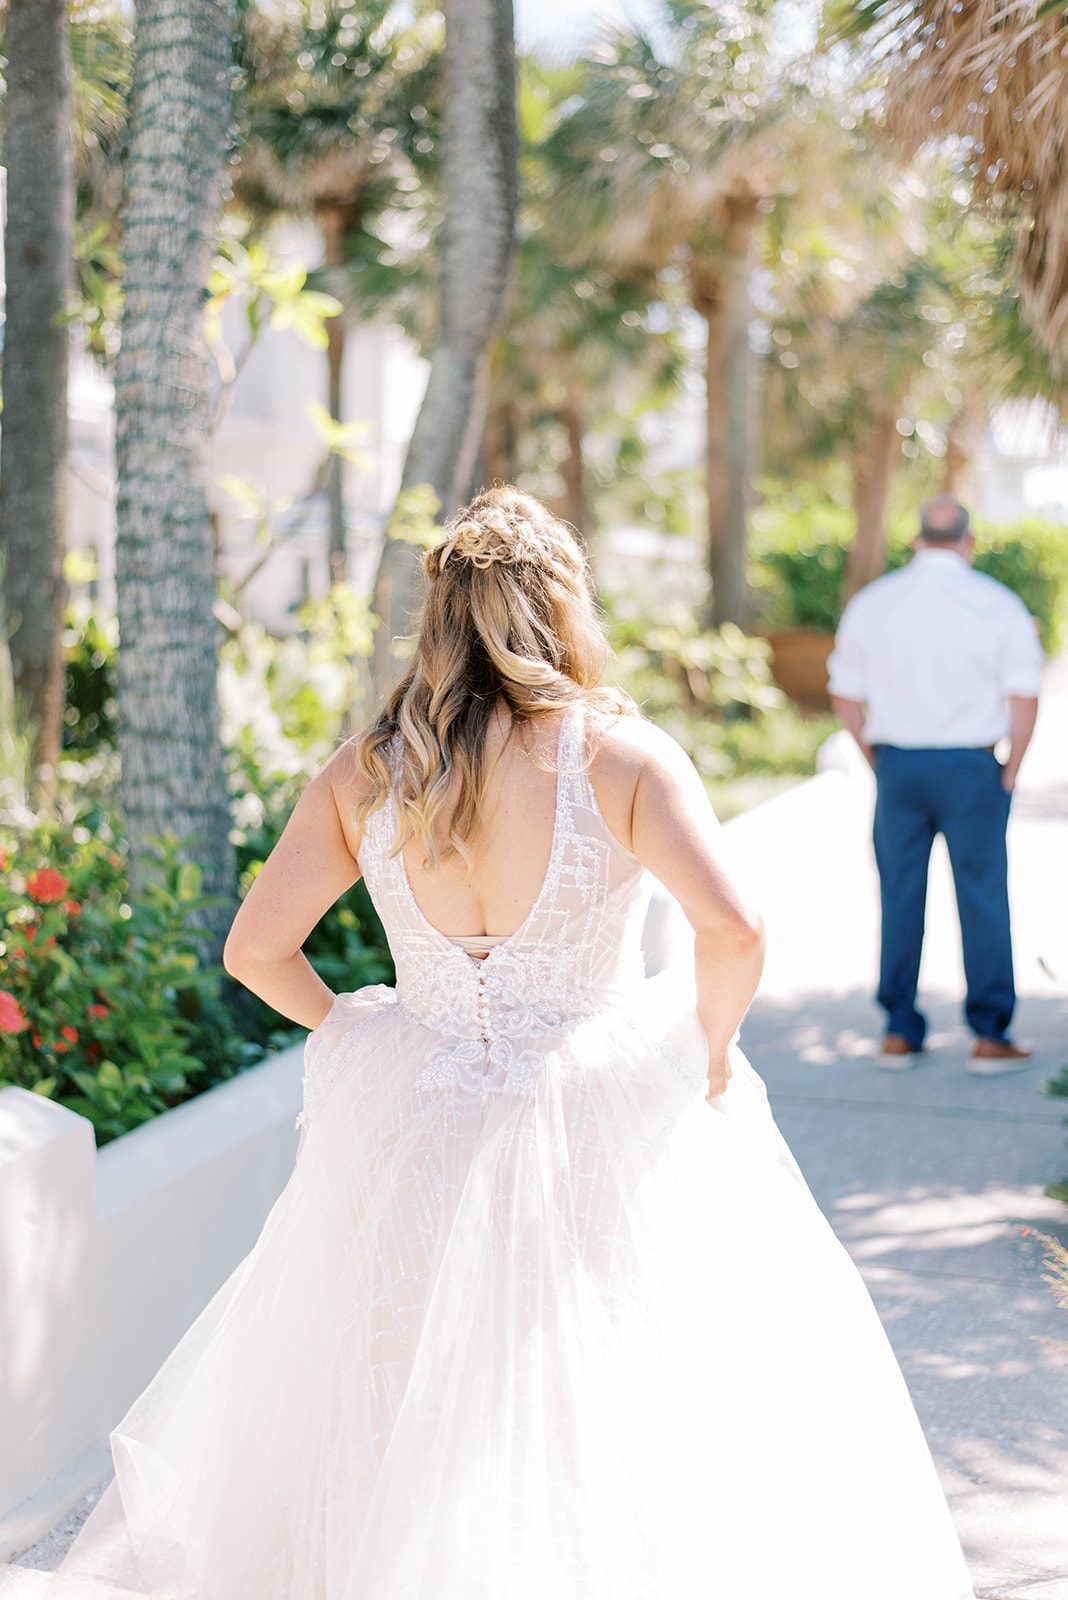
[826,548,1044,747]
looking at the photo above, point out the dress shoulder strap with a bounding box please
[557,698,595,805]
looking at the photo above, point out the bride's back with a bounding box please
[400,707,572,943]
[398,702,637,945]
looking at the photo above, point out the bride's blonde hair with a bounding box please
[354,484,634,872]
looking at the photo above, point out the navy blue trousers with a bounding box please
[871,745,1015,1048]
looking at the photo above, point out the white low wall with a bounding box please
[0,1046,305,1556]
[0,758,852,1557]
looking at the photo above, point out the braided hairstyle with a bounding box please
[354,484,634,873]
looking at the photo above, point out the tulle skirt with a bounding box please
[21,970,975,1599]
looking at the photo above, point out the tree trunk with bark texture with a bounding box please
[318,202,356,586]
[559,386,591,547]
[371,0,517,696]
[0,0,74,802]
[114,0,236,962]
[693,196,758,630]
[844,396,902,603]
[482,391,519,489]
[941,397,987,497]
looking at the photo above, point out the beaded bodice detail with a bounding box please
[356,702,653,1098]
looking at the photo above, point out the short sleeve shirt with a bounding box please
[826,548,1044,747]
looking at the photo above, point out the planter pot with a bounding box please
[761,629,835,711]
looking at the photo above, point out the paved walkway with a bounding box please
[728,657,1068,1600]
[4,667,1066,1598]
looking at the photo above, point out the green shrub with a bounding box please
[0,815,257,1143]
[220,617,358,768]
[752,502,1068,651]
[0,752,395,1139]
[63,605,118,752]
[750,499,868,633]
[971,521,1068,654]
[606,598,835,787]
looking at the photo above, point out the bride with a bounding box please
[26,485,975,1599]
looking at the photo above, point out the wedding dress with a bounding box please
[14,700,975,1599]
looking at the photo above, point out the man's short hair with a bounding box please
[919,495,970,543]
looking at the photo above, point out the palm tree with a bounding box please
[764,144,964,600]
[67,1,132,364]
[763,143,1066,597]
[481,60,684,543]
[832,0,1068,370]
[922,185,1068,493]
[114,0,236,962]
[233,0,441,582]
[484,235,683,540]
[548,1,783,628]
[0,0,75,801]
[370,0,518,693]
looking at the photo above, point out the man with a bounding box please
[827,495,1043,1075]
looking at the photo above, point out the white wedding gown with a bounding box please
[16,701,975,1599]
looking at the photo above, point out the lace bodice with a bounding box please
[355,701,653,1097]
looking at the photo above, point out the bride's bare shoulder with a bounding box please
[299,735,376,859]
[585,702,695,783]
[584,703,700,850]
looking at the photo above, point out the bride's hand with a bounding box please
[706,1048,733,1101]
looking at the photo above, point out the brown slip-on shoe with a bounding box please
[967,1038,1034,1076]
[875,1034,926,1070]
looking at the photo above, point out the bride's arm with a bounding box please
[222,746,366,1030]
[625,726,766,1098]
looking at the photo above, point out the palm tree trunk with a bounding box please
[482,387,519,488]
[559,387,591,547]
[695,196,758,630]
[318,203,352,586]
[941,397,987,496]
[0,0,74,803]
[844,396,902,603]
[371,0,518,696]
[114,0,236,963]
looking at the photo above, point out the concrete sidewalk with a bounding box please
[732,659,1068,1600]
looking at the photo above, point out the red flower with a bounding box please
[0,844,9,872]
[0,991,29,1035]
[63,899,81,917]
[87,1003,108,1021]
[60,1025,78,1044]
[31,1031,43,1049]
[53,1040,69,1054]
[27,868,69,904]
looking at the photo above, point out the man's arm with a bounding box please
[827,598,873,767]
[998,601,1044,792]
[1001,696,1039,792]
[830,694,875,769]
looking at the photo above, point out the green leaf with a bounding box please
[304,400,371,464]
[177,862,203,901]
[64,1096,99,1122]
[97,1061,124,1093]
